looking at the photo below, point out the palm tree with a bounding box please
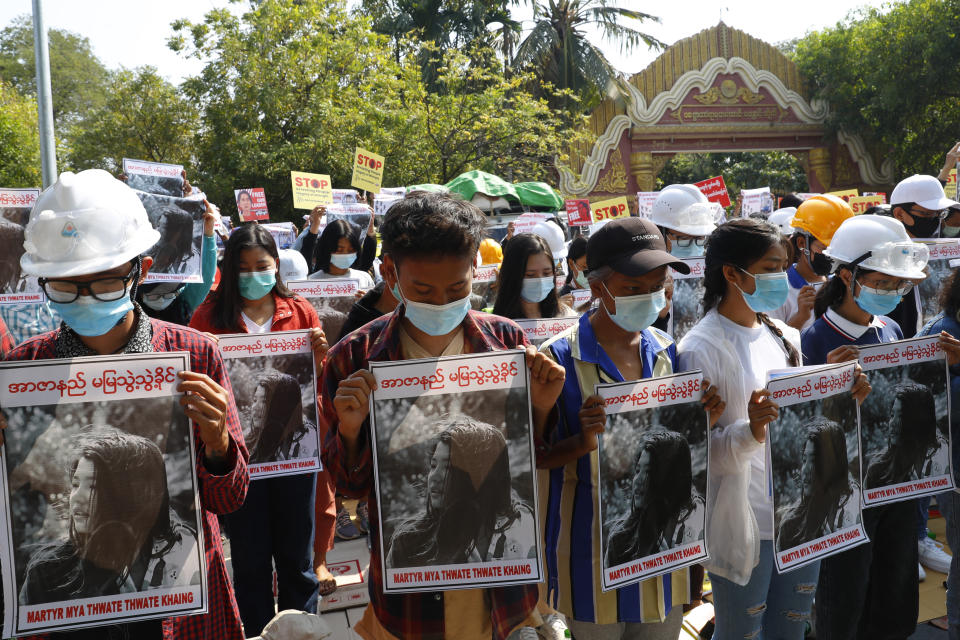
[513,0,664,111]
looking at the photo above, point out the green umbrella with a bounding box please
[445,170,519,202]
[514,181,563,210]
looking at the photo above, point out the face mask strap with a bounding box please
[129,256,143,304]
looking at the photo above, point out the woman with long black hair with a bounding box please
[300,207,376,288]
[492,233,574,321]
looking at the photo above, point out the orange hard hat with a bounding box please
[479,237,503,265]
[790,194,854,245]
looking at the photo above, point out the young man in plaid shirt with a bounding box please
[320,192,566,639]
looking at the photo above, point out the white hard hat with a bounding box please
[531,220,567,261]
[768,207,798,235]
[649,184,709,231]
[890,174,959,210]
[254,610,332,640]
[662,202,717,236]
[278,249,308,284]
[823,214,928,279]
[21,170,160,278]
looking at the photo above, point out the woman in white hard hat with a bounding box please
[800,214,960,639]
[6,169,251,638]
[649,184,715,258]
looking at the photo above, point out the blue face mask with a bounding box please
[670,243,705,258]
[602,284,666,332]
[391,276,471,336]
[942,226,960,238]
[52,295,134,337]
[330,253,357,270]
[855,282,902,316]
[238,270,276,301]
[735,268,790,313]
[521,276,555,303]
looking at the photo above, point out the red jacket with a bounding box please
[189,292,320,335]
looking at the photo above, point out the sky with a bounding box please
[0,0,890,84]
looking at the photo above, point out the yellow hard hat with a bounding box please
[790,194,854,245]
[479,237,503,265]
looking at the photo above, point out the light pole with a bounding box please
[32,0,57,187]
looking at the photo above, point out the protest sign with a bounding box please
[0,188,43,304]
[258,222,299,250]
[514,317,578,347]
[122,158,183,197]
[472,265,498,308]
[947,168,958,200]
[590,196,629,224]
[768,362,866,572]
[857,337,952,505]
[351,147,385,194]
[795,193,821,202]
[862,192,887,203]
[565,199,593,227]
[286,279,359,343]
[234,188,269,222]
[0,353,206,635]
[636,192,660,219]
[369,350,541,592]
[512,212,551,235]
[918,239,960,328]
[373,195,402,218]
[847,194,885,214]
[570,288,592,310]
[825,189,858,201]
[668,257,706,342]
[218,330,320,479]
[290,171,333,209]
[326,203,372,241]
[594,371,708,590]
[741,187,773,217]
[134,190,206,284]
[694,176,730,208]
[332,189,360,204]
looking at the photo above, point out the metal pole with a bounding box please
[32,0,57,188]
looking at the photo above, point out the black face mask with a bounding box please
[808,250,834,277]
[904,214,941,239]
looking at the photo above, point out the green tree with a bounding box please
[513,0,663,111]
[657,152,808,202]
[68,67,200,174]
[0,80,41,187]
[791,0,960,177]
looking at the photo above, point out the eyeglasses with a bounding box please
[39,270,136,303]
[859,278,915,296]
[672,236,706,248]
[908,207,949,219]
[143,286,185,304]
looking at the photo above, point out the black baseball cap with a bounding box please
[587,218,691,276]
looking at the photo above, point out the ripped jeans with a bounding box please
[709,540,818,640]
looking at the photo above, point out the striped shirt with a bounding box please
[539,311,690,624]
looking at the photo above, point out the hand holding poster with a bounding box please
[234,188,269,222]
[290,171,333,209]
[351,147,385,194]
[326,203,372,241]
[122,158,184,197]
[369,350,542,592]
[590,197,629,224]
[694,176,730,208]
[857,337,952,505]
[564,199,593,227]
[514,317,578,347]
[286,279,359,342]
[594,371,708,590]
[218,330,320,478]
[133,190,206,283]
[0,188,43,304]
[0,353,207,635]
[767,362,867,572]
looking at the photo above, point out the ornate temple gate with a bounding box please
[557,23,895,204]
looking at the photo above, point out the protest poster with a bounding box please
[134,190,206,284]
[218,330,320,479]
[570,288,592,310]
[694,176,730,208]
[333,189,360,204]
[286,279,359,343]
[948,166,959,200]
[472,265,498,308]
[795,193,821,202]
[668,257,705,342]
[290,171,333,209]
[857,337,952,505]
[122,159,184,197]
[514,317,578,347]
[234,188,269,222]
[636,192,659,219]
[369,350,541,592]
[768,361,866,572]
[258,222,298,250]
[862,192,887,203]
[918,239,959,328]
[373,195,403,218]
[594,371,708,591]
[0,188,43,304]
[825,188,858,201]
[351,147,385,194]
[326,203,372,241]
[512,212,550,235]
[847,194,885,214]
[0,353,206,635]
[741,187,773,217]
[590,196,629,224]
[564,199,593,227]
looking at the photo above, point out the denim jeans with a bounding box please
[815,499,918,640]
[918,496,932,540]
[226,474,319,637]
[709,540,819,640]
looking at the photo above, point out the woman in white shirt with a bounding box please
[306,219,375,289]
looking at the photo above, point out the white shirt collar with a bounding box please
[823,307,885,340]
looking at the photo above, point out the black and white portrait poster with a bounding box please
[218,330,320,479]
[0,188,43,304]
[133,190,206,284]
[594,371,708,591]
[122,158,184,197]
[857,336,952,505]
[767,362,867,572]
[918,240,959,328]
[514,317,578,347]
[668,257,705,342]
[286,279,359,342]
[326,203,371,240]
[369,350,542,593]
[0,353,206,635]
[471,265,498,309]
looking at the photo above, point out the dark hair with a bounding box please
[866,204,893,217]
[564,236,588,285]
[150,206,194,272]
[313,219,361,273]
[702,218,800,366]
[236,190,253,205]
[865,383,938,488]
[812,263,878,318]
[0,217,25,291]
[249,370,308,463]
[492,233,560,320]
[210,224,294,329]
[380,192,486,264]
[939,268,960,319]
[779,194,803,209]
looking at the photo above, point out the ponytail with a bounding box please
[758,312,801,367]
[813,272,848,319]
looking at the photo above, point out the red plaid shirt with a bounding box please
[320,308,538,640]
[7,319,250,640]
[0,315,14,358]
